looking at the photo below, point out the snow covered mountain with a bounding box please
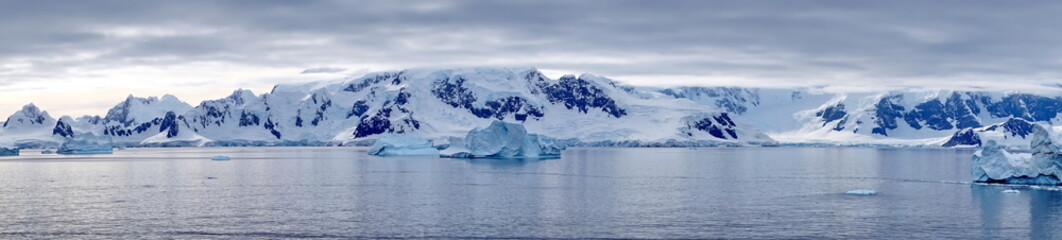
[0,68,773,148]
[1,67,1061,149]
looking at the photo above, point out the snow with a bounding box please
[211,156,231,161]
[440,121,564,159]
[0,147,18,156]
[845,190,877,196]
[972,124,1062,185]
[367,134,439,156]
[57,133,114,154]
[6,67,1062,148]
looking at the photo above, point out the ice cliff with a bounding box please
[367,134,439,156]
[57,133,114,154]
[972,124,1062,185]
[0,147,17,156]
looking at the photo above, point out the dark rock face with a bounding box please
[353,89,420,138]
[239,111,260,127]
[686,113,739,139]
[943,128,981,147]
[539,76,626,118]
[347,101,370,118]
[431,76,545,121]
[159,111,180,138]
[872,96,905,136]
[866,92,1060,136]
[984,94,1062,122]
[982,118,1036,138]
[3,104,48,128]
[344,72,404,93]
[263,118,281,139]
[816,103,848,131]
[52,120,74,138]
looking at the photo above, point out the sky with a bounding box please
[3,0,1062,118]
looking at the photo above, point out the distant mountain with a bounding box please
[1,67,1060,149]
[0,68,772,148]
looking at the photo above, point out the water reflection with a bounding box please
[458,158,548,168]
[972,185,1062,239]
[0,147,1053,238]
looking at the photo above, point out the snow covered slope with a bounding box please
[0,68,773,147]
[3,67,1062,148]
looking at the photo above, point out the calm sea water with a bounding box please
[0,147,1059,239]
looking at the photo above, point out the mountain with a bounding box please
[0,68,772,148]
[1,67,1061,149]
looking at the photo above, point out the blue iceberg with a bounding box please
[0,147,18,156]
[972,124,1062,185]
[58,133,114,155]
[368,134,440,156]
[440,121,564,159]
[211,156,231,161]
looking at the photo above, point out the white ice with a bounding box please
[367,134,440,156]
[972,124,1062,185]
[440,121,564,159]
[845,190,877,196]
[57,133,114,154]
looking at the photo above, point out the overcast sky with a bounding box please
[3,0,1062,118]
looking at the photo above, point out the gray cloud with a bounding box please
[300,67,346,74]
[2,0,1062,90]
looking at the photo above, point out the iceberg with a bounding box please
[367,134,439,156]
[211,156,231,161]
[0,147,18,156]
[845,190,877,196]
[440,121,565,159]
[57,133,114,155]
[972,124,1062,185]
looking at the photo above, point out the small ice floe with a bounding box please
[845,190,877,196]
[211,156,231,161]
[1002,189,1021,194]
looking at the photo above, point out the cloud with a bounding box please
[3,0,1062,116]
[300,67,346,74]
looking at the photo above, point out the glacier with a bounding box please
[3,67,1062,148]
[367,134,439,156]
[57,133,114,155]
[440,121,564,159]
[972,124,1062,185]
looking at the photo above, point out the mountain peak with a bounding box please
[3,103,54,129]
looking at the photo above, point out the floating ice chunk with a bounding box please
[40,149,54,154]
[972,124,1062,185]
[440,121,564,159]
[0,147,18,156]
[1002,189,1020,193]
[57,133,113,155]
[368,134,440,156]
[845,190,877,196]
[211,156,231,161]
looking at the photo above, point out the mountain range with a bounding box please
[0,67,1055,149]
